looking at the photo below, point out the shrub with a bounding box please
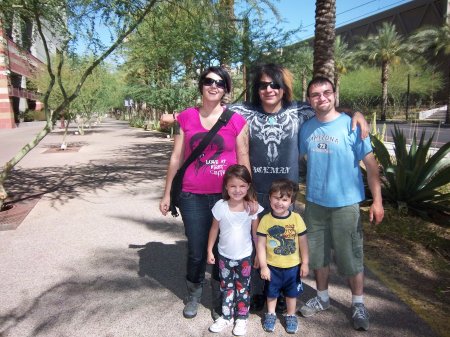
[370,125,450,214]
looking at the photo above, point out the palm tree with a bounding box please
[334,35,352,107]
[290,42,313,101]
[410,22,450,124]
[313,0,336,82]
[356,22,408,121]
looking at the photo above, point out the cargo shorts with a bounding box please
[304,201,364,277]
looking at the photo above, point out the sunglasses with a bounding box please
[203,77,226,89]
[258,81,282,90]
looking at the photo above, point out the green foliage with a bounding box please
[371,126,450,213]
[32,56,123,124]
[339,65,443,117]
[370,112,386,142]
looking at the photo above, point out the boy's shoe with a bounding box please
[299,296,330,317]
[285,315,298,334]
[352,303,370,331]
[233,319,248,336]
[250,294,265,312]
[209,317,233,333]
[263,313,277,332]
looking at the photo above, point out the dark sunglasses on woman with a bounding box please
[258,81,281,90]
[203,77,226,89]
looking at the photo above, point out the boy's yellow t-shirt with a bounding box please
[257,211,307,268]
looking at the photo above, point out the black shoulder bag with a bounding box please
[169,108,235,217]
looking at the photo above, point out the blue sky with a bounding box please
[251,0,413,42]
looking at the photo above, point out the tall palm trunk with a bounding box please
[381,61,390,121]
[334,73,340,107]
[302,70,307,101]
[446,66,450,124]
[313,0,336,82]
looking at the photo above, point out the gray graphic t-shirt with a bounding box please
[230,101,314,194]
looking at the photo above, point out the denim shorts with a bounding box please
[304,201,363,277]
[265,265,303,299]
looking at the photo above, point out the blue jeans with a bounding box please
[179,191,221,284]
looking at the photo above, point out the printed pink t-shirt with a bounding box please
[177,107,246,194]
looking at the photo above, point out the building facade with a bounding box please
[0,14,57,129]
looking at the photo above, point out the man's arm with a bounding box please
[362,152,384,224]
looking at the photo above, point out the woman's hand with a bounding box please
[207,251,215,265]
[351,111,369,139]
[245,200,260,215]
[159,196,170,216]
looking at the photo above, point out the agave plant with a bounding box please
[370,125,450,213]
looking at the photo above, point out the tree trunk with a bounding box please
[302,71,307,102]
[335,74,340,107]
[0,121,52,209]
[313,0,336,82]
[446,65,450,124]
[381,61,390,121]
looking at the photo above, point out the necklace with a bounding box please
[268,116,277,125]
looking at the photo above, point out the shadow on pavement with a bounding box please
[4,140,172,207]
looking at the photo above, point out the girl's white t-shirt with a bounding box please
[211,199,264,260]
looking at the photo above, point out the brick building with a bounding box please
[0,13,58,129]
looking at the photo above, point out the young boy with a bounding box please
[256,179,309,334]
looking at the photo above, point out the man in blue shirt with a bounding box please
[298,76,384,331]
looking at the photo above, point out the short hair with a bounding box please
[269,178,299,203]
[306,76,335,97]
[250,63,293,107]
[198,66,232,94]
[222,164,256,201]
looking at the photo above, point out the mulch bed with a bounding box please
[0,197,41,231]
[43,146,82,153]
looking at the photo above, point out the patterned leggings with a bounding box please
[218,254,252,320]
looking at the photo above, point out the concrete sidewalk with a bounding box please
[0,119,438,337]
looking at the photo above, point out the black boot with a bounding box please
[184,280,203,318]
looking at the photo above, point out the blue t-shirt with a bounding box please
[299,113,372,207]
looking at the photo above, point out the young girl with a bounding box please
[206,164,263,336]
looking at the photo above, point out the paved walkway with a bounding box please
[0,119,438,337]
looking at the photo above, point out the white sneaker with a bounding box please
[209,317,233,333]
[233,319,248,336]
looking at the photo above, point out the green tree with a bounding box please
[0,0,158,209]
[286,42,313,101]
[409,21,450,124]
[313,0,336,81]
[334,35,352,107]
[356,22,408,121]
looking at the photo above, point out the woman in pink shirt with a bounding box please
[159,67,250,320]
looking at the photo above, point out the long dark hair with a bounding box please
[250,63,293,107]
[198,66,232,94]
[222,164,256,201]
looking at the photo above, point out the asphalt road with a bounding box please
[382,122,450,147]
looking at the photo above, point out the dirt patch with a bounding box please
[361,206,450,337]
[43,146,82,153]
[41,142,87,153]
[0,197,40,231]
